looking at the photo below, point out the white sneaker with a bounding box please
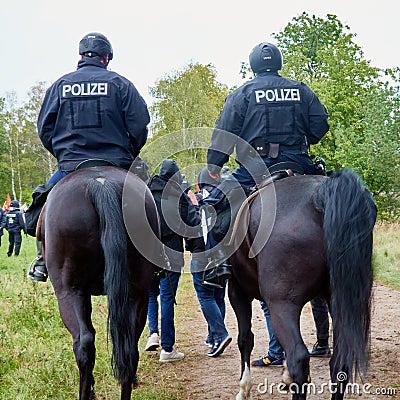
[159,347,184,363]
[145,333,160,351]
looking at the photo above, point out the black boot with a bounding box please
[309,341,331,357]
[202,249,232,288]
[28,241,48,282]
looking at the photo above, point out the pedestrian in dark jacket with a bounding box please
[145,159,201,362]
[186,168,232,357]
[5,200,27,256]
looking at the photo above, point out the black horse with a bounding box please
[38,166,161,400]
[229,169,377,400]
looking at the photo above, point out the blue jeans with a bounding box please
[147,271,181,353]
[47,169,71,185]
[232,151,316,187]
[260,300,285,359]
[192,268,228,343]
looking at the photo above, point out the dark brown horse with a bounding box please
[229,169,377,400]
[39,166,161,400]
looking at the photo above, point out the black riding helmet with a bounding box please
[249,42,282,74]
[10,200,20,208]
[79,32,113,60]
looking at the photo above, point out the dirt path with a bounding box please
[171,281,400,400]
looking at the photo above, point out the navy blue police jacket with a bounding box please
[207,71,329,172]
[5,209,27,234]
[37,58,150,171]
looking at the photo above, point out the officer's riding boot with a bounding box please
[202,248,232,288]
[28,241,48,282]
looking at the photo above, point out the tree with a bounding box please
[334,75,400,219]
[144,63,230,180]
[0,83,54,205]
[272,13,380,165]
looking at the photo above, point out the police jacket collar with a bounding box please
[255,71,281,78]
[77,57,107,70]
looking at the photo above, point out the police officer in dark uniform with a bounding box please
[28,32,150,282]
[5,200,27,257]
[203,42,330,287]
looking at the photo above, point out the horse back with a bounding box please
[43,167,158,295]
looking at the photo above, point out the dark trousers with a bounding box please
[8,231,22,256]
[310,296,330,346]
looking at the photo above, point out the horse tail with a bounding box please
[86,178,134,384]
[313,169,377,380]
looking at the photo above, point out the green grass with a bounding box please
[373,223,400,289]
[0,234,187,400]
[0,223,398,399]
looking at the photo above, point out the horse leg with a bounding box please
[57,293,96,400]
[228,278,254,400]
[119,293,150,400]
[268,302,310,400]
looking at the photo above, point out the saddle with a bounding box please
[228,161,305,246]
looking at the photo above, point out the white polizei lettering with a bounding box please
[283,88,291,100]
[71,84,81,95]
[275,89,285,101]
[291,88,300,100]
[255,90,266,103]
[62,83,109,97]
[265,89,275,101]
[97,83,108,95]
[88,83,96,95]
[80,83,90,95]
[62,85,72,97]
[254,87,301,103]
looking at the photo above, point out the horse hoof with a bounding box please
[281,359,293,386]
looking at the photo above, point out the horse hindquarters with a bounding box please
[314,169,376,398]
[87,178,140,399]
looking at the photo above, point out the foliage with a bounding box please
[334,83,400,219]
[145,63,230,181]
[0,83,55,206]
[272,13,380,165]
[149,62,229,135]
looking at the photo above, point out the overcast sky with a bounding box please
[2,0,399,105]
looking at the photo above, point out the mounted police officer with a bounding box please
[28,32,150,282]
[5,200,27,257]
[203,42,329,287]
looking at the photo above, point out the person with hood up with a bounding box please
[145,159,201,362]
